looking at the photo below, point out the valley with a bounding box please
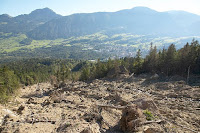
[1,7,200,60]
[0,32,199,60]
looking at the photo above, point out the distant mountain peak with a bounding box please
[131,6,153,10]
[131,6,158,12]
[0,14,12,18]
[117,6,158,14]
[29,7,58,16]
[1,7,200,40]
[0,14,12,22]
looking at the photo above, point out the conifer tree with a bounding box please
[133,49,143,74]
[165,44,177,76]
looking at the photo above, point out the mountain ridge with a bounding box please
[0,8,61,34]
[2,7,200,18]
[28,7,200,39]
[1,7,200,39]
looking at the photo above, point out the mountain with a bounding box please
[27,7,200,40]
[0,8,61,34]
[1,7,200,40]
[0,14,12,22]
[28,12,113,39]
[189,21,200,35]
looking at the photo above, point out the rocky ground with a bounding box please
[0,74,200,133]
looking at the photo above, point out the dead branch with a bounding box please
[96,104,125,110]
[143,120,163,125]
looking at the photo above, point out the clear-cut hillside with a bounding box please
[0,75,199,132]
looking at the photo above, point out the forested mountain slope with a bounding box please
[0,8,61,34]
[27,7,200,39]
[1,7,200,40]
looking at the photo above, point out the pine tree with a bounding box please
[133,49,143,74]
[165,44,177,76]
[144,43,158,73]
[80,67,90,81]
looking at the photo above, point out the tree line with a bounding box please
[0,58,83,103]
[80,40,200,80]
[0,40,200,102]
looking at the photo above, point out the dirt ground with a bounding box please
[0,74,199,133]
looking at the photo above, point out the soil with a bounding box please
[0,75,199,133]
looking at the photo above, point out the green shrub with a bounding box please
[143,109,154,121]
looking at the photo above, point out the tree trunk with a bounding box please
[187,65,191,85]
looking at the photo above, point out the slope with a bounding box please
[0,8,61,34]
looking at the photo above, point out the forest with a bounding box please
[79,39,200,80]
[0,40,200,103]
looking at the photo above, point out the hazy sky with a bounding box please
[1,0,200,16]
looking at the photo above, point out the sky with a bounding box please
[0,0,200,17]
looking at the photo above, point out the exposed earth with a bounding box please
[0,74,200,133]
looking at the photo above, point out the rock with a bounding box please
[41,99,51,106]
[27,97,37,104]
[50,91,64,103]
[150,74,159,80]
[80,124,100,133]
[104,93,128,106]
[125,86,131,89]
[56,123,71,132]
[169,75,185,81]
[17,105,25,115]
[155,82,174,90]
[3,114,19,123]
[175,80,186,85]
[2,109,17,117]
[101,121,109,130]
[80,127,93,133]
[134,98,158,110]
[83,112,102,123]
[1,115,10,125]
[144,127,164,133]
[120,104,145,132]
[59,82,66,88]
